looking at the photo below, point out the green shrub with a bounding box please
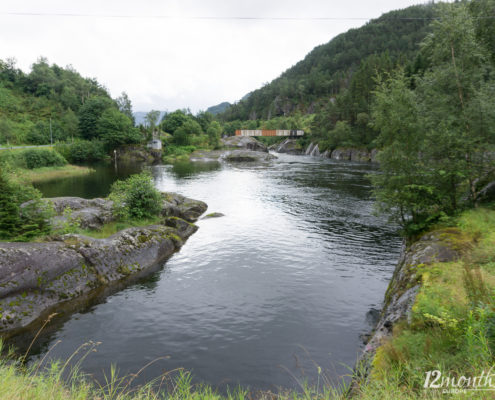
[0,169,54,241]
[109,172,162,220]
[55,140,107,163]
[22,149,67,169]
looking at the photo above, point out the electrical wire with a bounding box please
[1,11,494,21]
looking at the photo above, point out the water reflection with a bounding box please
[23,154,401,393]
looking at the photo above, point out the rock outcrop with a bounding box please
[116,145,160,164]
[221,150,276,163]
[44,197,114,230]
[0,194,207,334]
[356,229,465,380]
[221,136,268,152]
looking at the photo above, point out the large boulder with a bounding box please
[221,150,277,163]
[330,148,352,160]
[161,193,208,222]
[221,136,268,152]
[350,149,371,162]
[46,197,114,230]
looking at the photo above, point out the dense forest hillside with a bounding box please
[0,57,138,148]
[219,3,438,122]
[206,102,231,115]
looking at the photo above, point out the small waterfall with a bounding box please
[305,142,315,155]
[310,144,320,157]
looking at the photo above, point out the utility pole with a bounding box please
[50,117,53,146]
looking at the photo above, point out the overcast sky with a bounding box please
[0,0,436,113]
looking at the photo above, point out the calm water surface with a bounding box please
[26,153,401,392]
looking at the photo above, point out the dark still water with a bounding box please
[27,154,401,392]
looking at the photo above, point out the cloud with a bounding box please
[0,0,436,112]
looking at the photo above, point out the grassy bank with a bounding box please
[21,165,93,183]
[0,147,94,183]
[354,206,495,399]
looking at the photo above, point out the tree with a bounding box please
[173,120,202,146]
[161,110,189,134]
[371,70,436,232]
[116,92,135,124]
[78,96,115,140]
[61,108,79,142]
[206,121,222,149]
[145,110,161,132]
[195,111,213,132]
[97,108,141,150]
[418,3,495,208]
[371,3,495,234]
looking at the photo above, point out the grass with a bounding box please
[22,165,94,183]
[78,218,161,239]
[1,146,94,183]
[355,205,495,399]
[1,207,494,399]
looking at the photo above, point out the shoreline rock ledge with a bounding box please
[0,193,207,335]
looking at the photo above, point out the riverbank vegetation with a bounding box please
[371,1,495,235]
[354,205,495,399]
[0,170,162,242]
[158,110,223,163]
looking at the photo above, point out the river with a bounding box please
[25,153,401,393]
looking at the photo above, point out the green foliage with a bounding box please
[206,121,222,149]
[369,208,495,397]
[0,57,115,145]
[78,96,115,140]
[51,207,81,235]
[0,169,53,241]
[220,4,438,123]
[116,91,135,124]
[195,111,214,132]
[97,108,141,150]
[371,3,495,235]
[55,140,107,163]
[0,148,67,170]
[109,172,162,220]
[173,120,202,146]
[160,109,190,134]
[22,148,67,169]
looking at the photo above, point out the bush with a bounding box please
[109,172,162,220]
[22,148,67,169]
[0,169,54,241]
[55,140,107,163]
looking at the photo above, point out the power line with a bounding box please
[1,11,494,21]
[0,11,451,21]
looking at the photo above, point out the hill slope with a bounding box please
[220,3,438,121]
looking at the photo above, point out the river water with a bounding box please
[26,153,401,392]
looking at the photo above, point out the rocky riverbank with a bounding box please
[189,136,276,163]
[273,139,379,162]
[353,228,465,387]
[0,193,207,335]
